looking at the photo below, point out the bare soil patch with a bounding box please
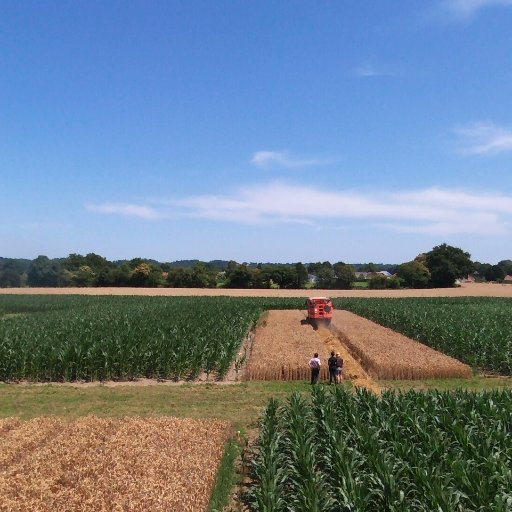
[3,282,512,297]
[0,416,230,512]
[332,310,472,380]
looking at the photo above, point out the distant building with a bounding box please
[307,274,318,284]
[504,275,512,284]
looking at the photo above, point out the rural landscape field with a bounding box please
[1,289,511,511]
[4,0,512,510]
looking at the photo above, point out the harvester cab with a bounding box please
[305,297,333,329]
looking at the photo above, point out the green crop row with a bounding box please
[0,295,304,382]
[339,297,512,375]
[251,387,512,511]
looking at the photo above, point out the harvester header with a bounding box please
[305,296,333,328]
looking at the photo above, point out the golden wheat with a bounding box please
[0,417,230,512]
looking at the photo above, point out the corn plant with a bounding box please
[0,295,304,382]
[250,387,512,511]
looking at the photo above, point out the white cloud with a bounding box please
[86,183,512,237]
[85,202,161,220]
[442,0,512,19]
[354,63,395,78]
[455,121,512,155]
[251,150,334,169]
[174,183,512,235]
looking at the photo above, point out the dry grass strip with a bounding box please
[3,283,512,297]
[332,310,472,380]
[0,416,230,512]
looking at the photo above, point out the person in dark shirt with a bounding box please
[328,351,338,385]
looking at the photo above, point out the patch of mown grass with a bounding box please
[0,381,314,428]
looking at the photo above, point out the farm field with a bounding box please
[0,416,229,512]
[1,293,511,510]
[1,294,511,382]
[251,387,512,512]
[2,282,512,296]
[245,310,346,381]
[247,309,471,382]
[1,380,512,511]
[342,297,512,375]
[0,295,301,382]
[332,310,472,380]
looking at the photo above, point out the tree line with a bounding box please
[0,244,510,289]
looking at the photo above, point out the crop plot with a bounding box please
[332,310,472,380]
[0,296,302,382]
[246,310,470,381]
[250,387,512,511]
[0,416,230,512]
[341,297,512,375]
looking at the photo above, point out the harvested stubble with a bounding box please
[245,310,340,381]
[0,416,230,512]
[332,310,472,380]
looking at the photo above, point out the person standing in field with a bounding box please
[309,353,321,385]
[336,352,344,383]
[328,350,338,384]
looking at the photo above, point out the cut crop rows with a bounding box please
[251,387,512,511]
[340,297,512,375]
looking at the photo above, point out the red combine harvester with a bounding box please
[304,297,334,328]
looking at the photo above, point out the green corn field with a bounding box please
[251,387,512,512]
[0,295,304,382]
[1,295,511,381]
[340,297,512,375]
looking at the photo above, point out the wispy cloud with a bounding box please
[441,0,512,19]
[86,183,512,237]
[85,202,161,220]
[175,183,512,236]
[251,150,335,169]
[354,63,396,78]
[455,121,512,155]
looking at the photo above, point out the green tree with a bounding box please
[425,244,473,288]
[498,259,512,276]
[333,262,356,289]
[485,265,506,282]
[225,265,253,288]
[72,265,95,287]
[396,260,430,288]
[295,262,308,289]
[316,266,335,289]
[27,256,67,287]
[0,268,22,287]
[368,275,388,289]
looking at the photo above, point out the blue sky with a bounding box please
[1,0,512,264]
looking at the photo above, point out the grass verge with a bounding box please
[0,380,314,428]
[209,438,242,512]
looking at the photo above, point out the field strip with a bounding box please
[244,309,378,389]
[0,417,230,512]
[2,282,512,297]
[245,310,328,381]
[315,327,383,393]
[332,310,472,380]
